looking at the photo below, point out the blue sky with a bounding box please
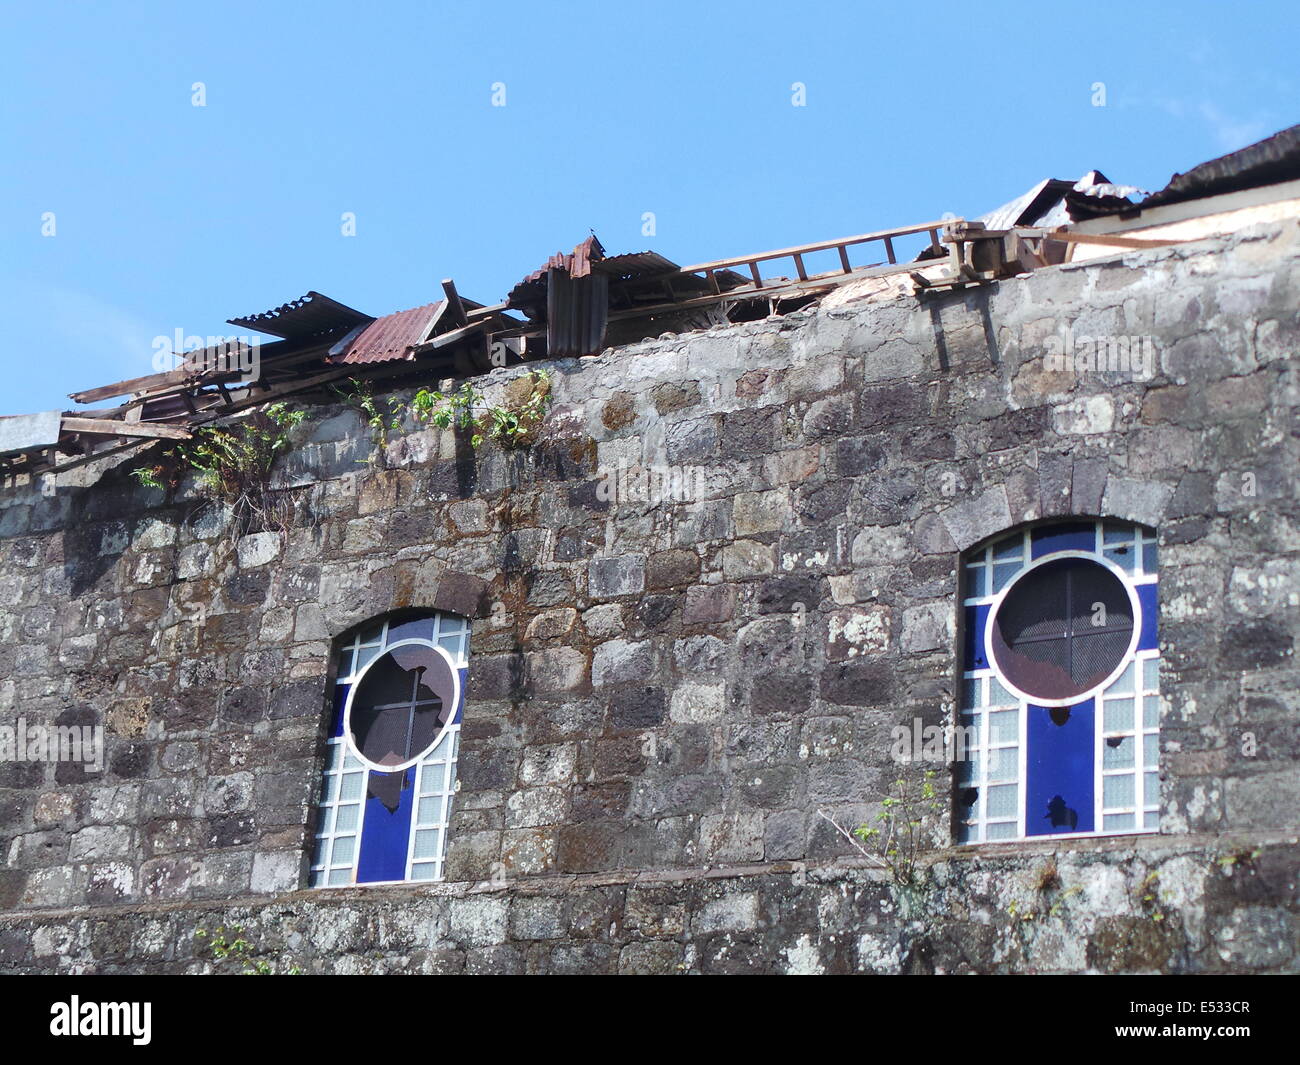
[1,0,1295,415]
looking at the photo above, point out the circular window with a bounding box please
[344,640,460,772]
[988,555,1138,704]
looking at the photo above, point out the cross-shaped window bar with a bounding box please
[362,665,442,765]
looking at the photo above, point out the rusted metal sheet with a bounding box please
[545,269,609,357]
[508,236,605,308]
[329,302,444,365]
[20,122,1293,485]
[507,236,614,356]
[228,291,372,340]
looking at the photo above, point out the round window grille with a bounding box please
[345,641,459,771]
[989,556,1136,703]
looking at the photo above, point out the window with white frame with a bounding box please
[309,612,469,887]
[957,519,1159,842]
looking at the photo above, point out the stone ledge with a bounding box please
[3,828,1293,925]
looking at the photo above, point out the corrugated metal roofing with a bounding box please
[508,235,607,309]
[1077,124,1300,218]
[228,291,372,340]
[593,251,678,279]
[546,270,609,358]
[329,301,444,365]
[1149,123,1300,207]
[978,179,1077,231]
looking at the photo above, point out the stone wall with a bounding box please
[1,220,1297,973]
[2,835,1294,974]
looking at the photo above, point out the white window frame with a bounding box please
[958,520,1159,844]
[308,613,470,887]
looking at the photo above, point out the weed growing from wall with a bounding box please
[195,925,301,976]
[130,403,306,533]
[335,369,553,456]
[819,769,945,891]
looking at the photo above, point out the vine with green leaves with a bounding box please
[129,402,307,533]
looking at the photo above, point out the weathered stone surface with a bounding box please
[0,223,1294,976]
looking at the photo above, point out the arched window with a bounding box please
[309,611,469,887]
[957,520,1159,842]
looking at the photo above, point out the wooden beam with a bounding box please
[70,366,195,404]
[1043,229,1191,250]
[597,257,927,325]
[413,319,488,353]
[416,300,448,345]
[30,439,150,477]
[190,366,358,422]
[60,418,192,441]
[482,273,856,341]
[441,279,468,327]
[466,301,510,321]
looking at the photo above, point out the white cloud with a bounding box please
[9,281,160,393]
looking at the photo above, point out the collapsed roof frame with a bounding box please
[10,118,1297,487]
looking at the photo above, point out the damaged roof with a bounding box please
[1077,122,1300,218]
[227,290,373,340]
[4,124,1297,487]
[327,301,446,365]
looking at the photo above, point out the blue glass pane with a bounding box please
[992,535,1024,561]
[1026,700,1096,836]
[992,562,1021,592]
[1031,522,1095,558]
[452,667,468,723]
[1142,541,1158,573]
[356,767,415,883]
[1137,584,1159,650]
[330,685,348,738]
[963,605,990,671]
[1103,523,1134,544]
[388,617,435,644]
[1104,545,1136,572]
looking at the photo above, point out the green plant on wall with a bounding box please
[1004,861,1083,924]
[1137,869,1175,924]
[412,369,552,449]
[130,403,306,531]
[332,377,404,455]
[195,925,301,976]
[336,369,554,453]
[819,769,945,889]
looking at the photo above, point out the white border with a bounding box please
[956,520,1161,844]
[342,638,463,773]
[982,549,1143,708]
